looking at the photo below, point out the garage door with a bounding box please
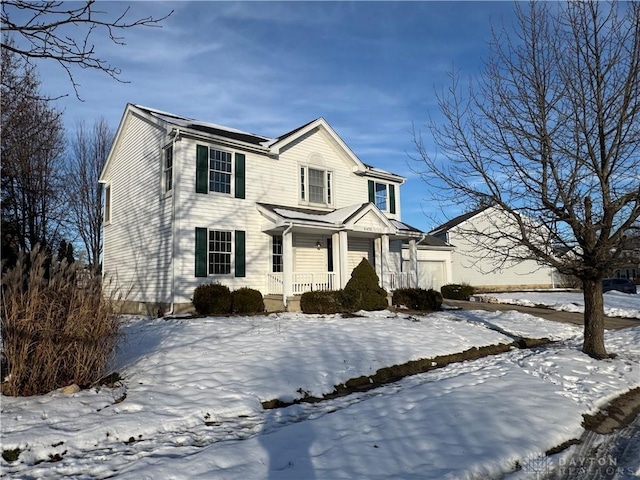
[402,260,446,290]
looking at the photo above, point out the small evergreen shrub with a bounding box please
[343,259,388,312]
[393,288,442,311]
[192,283,232,315]
[300,290,343,314]
[441,283,475,300]
[232,287,264,314]
[393,288,443,311]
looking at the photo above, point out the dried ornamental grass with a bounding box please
[1,248,121,396]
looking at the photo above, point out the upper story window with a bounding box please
[300,165,333,206]
[209,148,232,194]
[163,145,173,193]
[104,184,112,223]
[375,182,387,210]
[196,144,245,199]
[368,179,396,214]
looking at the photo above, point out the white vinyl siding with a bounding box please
[294,234,328,272]
[101,112,173,304]
[348,237,374,272]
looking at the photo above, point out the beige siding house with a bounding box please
[100,105,452,313]
[430,206,555,291]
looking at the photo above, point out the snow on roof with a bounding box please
[135,105,272,146]
[260,203,369,226]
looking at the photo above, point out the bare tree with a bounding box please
[1,1,172,98]
[1,44,67,255]
[66,118,114,272]
[413,1,640,358]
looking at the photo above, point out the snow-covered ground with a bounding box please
[2,303,639,479]
[475,290,640,319]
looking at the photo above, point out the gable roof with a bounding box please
[429,206,491,236]
[100,104,405,184]
[255,202,451,247]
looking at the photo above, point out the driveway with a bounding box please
[444,299,640,330]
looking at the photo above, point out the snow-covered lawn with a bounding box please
[2,307,639,479]
[475,290,640,319]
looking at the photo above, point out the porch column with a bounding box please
[332,232,340,289]
[374,237,382,286]
[409,238,418,288]
[283,227,294,305]
[381,234,390,290]
[339,230,349,288]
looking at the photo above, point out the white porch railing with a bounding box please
[292,272,337,295]
[267,273,284,295]
[266,272,337,295]
[389,272,411,290]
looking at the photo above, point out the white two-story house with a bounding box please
[100,104,453,313]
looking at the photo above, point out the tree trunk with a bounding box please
[582,278,608,359]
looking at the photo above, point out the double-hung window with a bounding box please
[300,166,333,206]
[368,180,396,214]
[196,145,246,198]
[163,145,173,193]
[272,236,283,273]
[375,182,387,210]
[209,149,232,194]
[209,230,232,274]
[195,228,246,278]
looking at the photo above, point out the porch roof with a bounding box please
[256,202,443,243]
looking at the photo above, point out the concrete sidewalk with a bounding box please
[444,299,640,330]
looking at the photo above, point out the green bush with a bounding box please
[300,290,343,314]
[343,258,388,312]
[232,287,264,314]
[392,288,442,311]
[440,283,475,300]
[1,248,120,396]
[192,283,232,315]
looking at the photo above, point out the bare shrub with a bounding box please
[1,248,121,396]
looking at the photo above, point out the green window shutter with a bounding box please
[368,180,375,203]
[196,145,208,194]
[195,227,208,277]
[235,153,245,199]
[235,230,246,277]
[389,184,396,214]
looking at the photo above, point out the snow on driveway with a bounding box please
[475,290,640,319]
[1,309,639,479]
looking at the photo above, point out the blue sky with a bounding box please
[33,1,517,231]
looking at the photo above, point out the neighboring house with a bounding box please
[100,104,453,313]
[612,235,640,282]
[429,206,555,291]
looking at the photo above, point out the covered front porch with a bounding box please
[257,202,426,306]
